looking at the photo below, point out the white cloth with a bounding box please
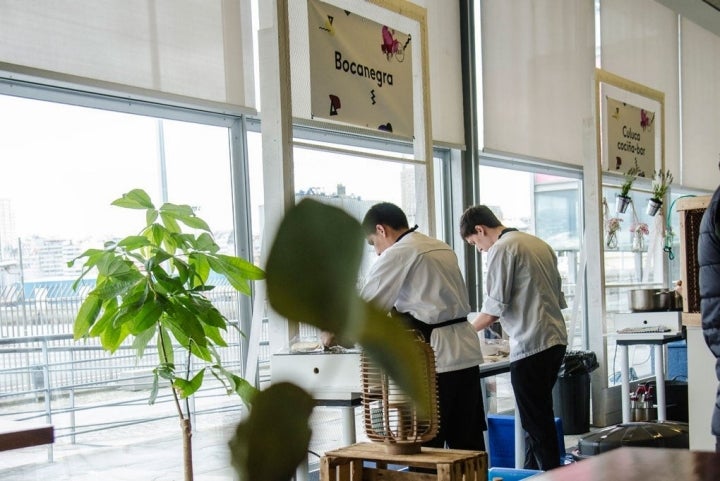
[481,230,568,362]
[360,231,483,373]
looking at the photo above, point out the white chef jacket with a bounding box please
[480,230,568,362]
[360,231,484,373]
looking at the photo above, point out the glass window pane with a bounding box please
[0,94,237,334]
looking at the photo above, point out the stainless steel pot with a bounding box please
[656,290,677,310]
[629,288,676,311]
[629,289,659,311]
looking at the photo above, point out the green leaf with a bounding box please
[189,342,213,363]
[217,254,265,280]
[89,298,119,337]
[200,304,228,329]
[111,189,155,210]
[117,236,152,250]
[229,383,314,481]
[174,369,205,398]
[195,233,219,253]
[132,324,156,358]
[207,255,264,295]
[73,294,102,339]
[100,319,131,353]
[130,300,163,334]
[188,253,211,286]
[150,224,165,246]
[265,198,364,332]
[155,363,175,381]
[202,323,228,347]
[228,373,258,407]
[91,277,140,301]
[168,301,207,348]
[149,370,160,405]
[146,208,159,226]
[355,303,433,416]
[157,325,175,365]
[160,211,181,233]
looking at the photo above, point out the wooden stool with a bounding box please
[320,442,487,481]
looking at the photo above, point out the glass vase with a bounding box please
[606,231,618,249]
[631,231,645,252]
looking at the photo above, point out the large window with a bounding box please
[0,94,239,338]
[602,179,711,385]
[0,91,252,472]
[244,124,448,340]
[478,164,583,340]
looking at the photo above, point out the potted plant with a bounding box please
[68,189,265,481]
[647,169,674,216]
[616,161,640,214]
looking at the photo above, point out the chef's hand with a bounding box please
[320,331,337,348]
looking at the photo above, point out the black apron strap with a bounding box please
[391,309,468,342]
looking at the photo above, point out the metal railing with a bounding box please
[0,280,267,468]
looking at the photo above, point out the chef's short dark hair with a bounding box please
[362,202,409,234]
[459,205,502,238]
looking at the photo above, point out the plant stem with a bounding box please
[159,325,194,481]
[181,417,194,481]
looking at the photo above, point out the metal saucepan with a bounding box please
[629,289,676,311]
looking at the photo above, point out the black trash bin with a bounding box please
[553,350,599,435]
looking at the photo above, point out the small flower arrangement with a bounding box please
[605,216,622,249]
[606,217,623,234]
[629,222,649,236]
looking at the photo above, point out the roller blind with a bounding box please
[681,18,720,191]
[600,0,679,175]
[0,0,255,109]
[480,0,595,166]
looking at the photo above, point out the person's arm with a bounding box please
[471,312,499,331]
[359,247,409,310]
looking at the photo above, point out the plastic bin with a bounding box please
[552,350,598,434]
[487,467,543,481]
[487,414,565,468]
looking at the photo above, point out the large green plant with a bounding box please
[229,198,432,481]
[69,189,264,481]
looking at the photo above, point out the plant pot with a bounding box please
[615,195,631,214]
[647,198,662,216]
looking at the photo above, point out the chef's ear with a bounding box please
[474,225,484,236]
[376,224,386,236]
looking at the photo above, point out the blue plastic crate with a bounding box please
[487,414,565,468]
[667,339,687,380]
[487,467,543,481]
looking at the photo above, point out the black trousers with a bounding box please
[510,344,566,470]
[424,365,486,451]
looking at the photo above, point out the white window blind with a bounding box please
[0,0,255,110]
[681,18,720,191]
[600,0,679,176]
[480,0,595,166]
